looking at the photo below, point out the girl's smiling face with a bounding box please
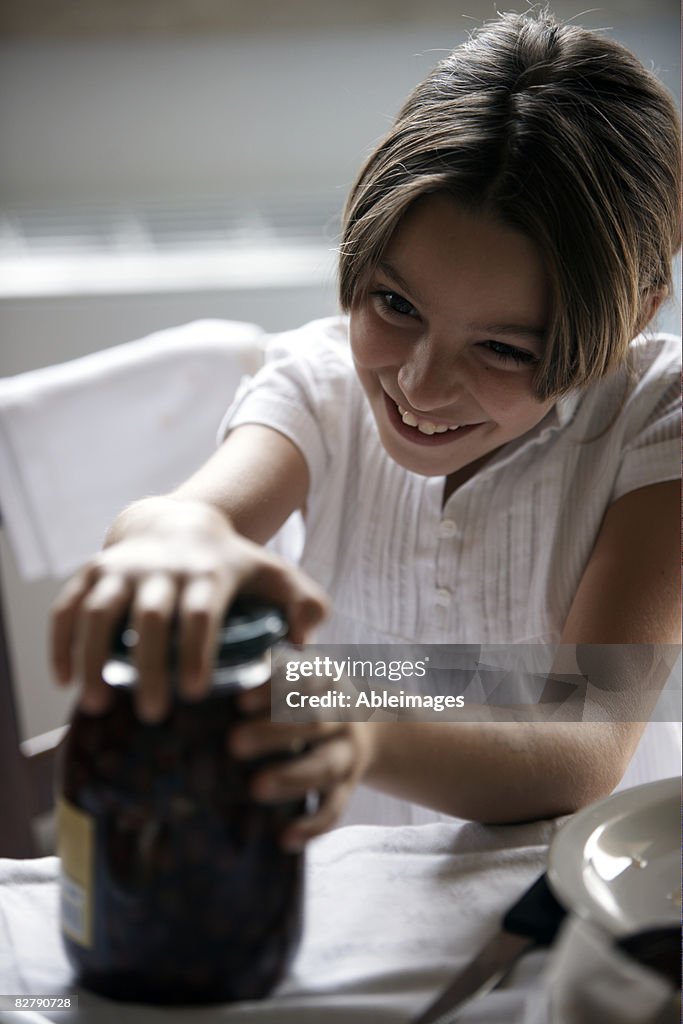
[349,194,556,485]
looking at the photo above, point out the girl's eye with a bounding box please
[481,340,538,366]
[373,291,419,319]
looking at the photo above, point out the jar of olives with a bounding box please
[56,600,305,1005]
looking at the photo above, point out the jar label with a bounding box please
[57,796,94,948]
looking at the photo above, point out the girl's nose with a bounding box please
[397,334,467,413]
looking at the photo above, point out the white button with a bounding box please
[439,519,457,538]
[435,587,452,607]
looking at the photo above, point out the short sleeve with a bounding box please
[612,335,681,502]
[216,317,354,503]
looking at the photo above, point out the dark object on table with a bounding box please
[412,872,566,1023]
[617,927,681,989]
[56,599,303,1005]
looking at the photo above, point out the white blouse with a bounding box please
[220,317,681,825]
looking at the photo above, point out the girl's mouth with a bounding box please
[383,391,483,446]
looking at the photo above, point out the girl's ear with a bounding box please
[636,287,668,333]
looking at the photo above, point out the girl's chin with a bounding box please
[376,424,473,478]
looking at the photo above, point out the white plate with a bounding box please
[548,776,681,936]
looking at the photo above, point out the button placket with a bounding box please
[434,513,458,612]
[438,518,457,539]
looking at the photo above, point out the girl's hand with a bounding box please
[50,498,329,723]
[230,682,375,849]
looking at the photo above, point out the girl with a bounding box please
[51,11,681,850]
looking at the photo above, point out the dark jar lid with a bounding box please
[105,598,288,691]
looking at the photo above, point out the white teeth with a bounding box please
[396,401,461,434]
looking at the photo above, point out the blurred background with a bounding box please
[1,0,680,377]
[0,0,680,791]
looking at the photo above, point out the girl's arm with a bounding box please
[358,479,681,823]
[233,479,680,845]
[51,424,329,722]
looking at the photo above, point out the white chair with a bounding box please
[0,319,267,856]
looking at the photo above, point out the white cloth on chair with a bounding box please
[0,320,266,580]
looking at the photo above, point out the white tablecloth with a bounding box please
[0,820,559,1023]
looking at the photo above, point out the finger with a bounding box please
[229,718,338,760]
[248,732,354,802]
[129,573,177,723]
[236,680,271,714]
[280,785,354,851]
[51,566,97,684]
[75,572,132,714]
[239,555,330,645]
[177,575,228,698]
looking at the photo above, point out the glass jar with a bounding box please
[56,600,304,1005]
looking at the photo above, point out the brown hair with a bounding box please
[339,10,681,400]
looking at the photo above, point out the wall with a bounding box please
[1,10,679,208]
